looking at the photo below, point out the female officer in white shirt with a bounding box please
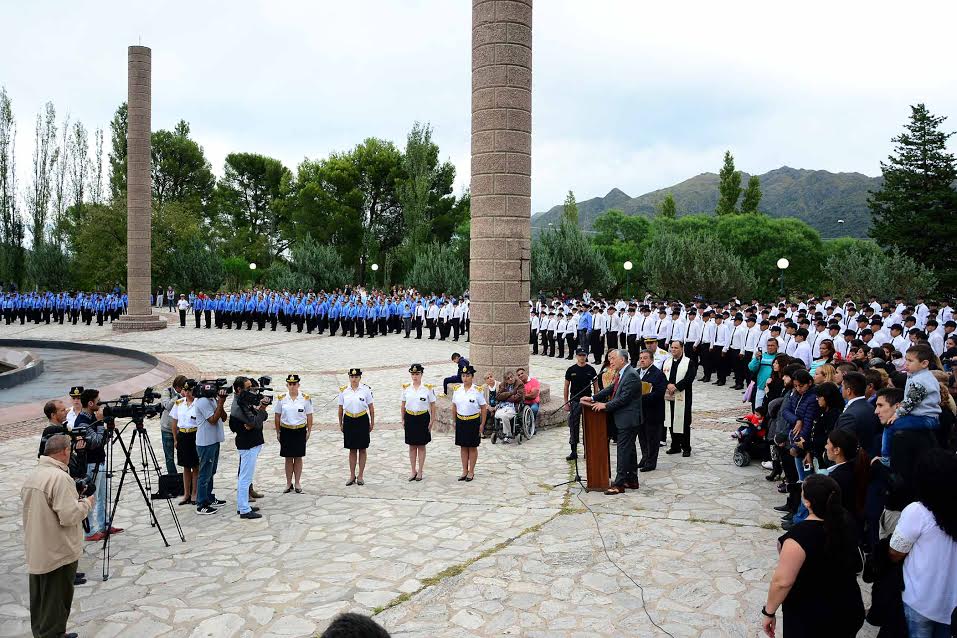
[169,380,200,504]
[338,368,375,486]
[400,363,436,481]
[273,374,313,493]
[450,364,487,482]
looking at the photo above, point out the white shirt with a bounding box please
[66,407,79,430]
[670,319,688,343]
[451,384,486,417]
[728,323,747,350]
[808,329,826,358]
[745,325,761,353]
[177,299,189,311]
[890,501,957,624]
[338,384,374,415]
[427,304,439,320]
[793,340,812,367]
[928,331,944,356]
[702,320,716,344]
[713,323,730,348]
[685,319,703,345]
[273,391,314,425]
[530,315,540,330]
[400,383,436,413]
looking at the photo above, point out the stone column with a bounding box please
[469,0,532,381]
[114,45,165,332]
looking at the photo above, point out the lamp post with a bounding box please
[776,258,789,298]
[623,260,633,296]
[371,263,379,286]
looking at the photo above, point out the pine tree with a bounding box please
[656,192,676,218]
[562,190,579,226]
[869,104,957,290]
[715,150,741,216]
[740,175,762,214]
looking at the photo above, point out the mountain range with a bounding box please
[531,167,883,239]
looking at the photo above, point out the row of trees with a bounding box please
[534,103,952,300]
[0,89,472,294]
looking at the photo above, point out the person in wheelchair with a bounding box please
[490,370,525,444]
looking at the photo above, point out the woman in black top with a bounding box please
[809,381,843,469]
[762,474,864,638]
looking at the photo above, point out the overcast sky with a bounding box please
[2,0,956,212]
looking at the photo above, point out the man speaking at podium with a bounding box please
[581,348,641,495]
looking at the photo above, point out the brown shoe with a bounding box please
[249,485,264,499]
[603,486,626,495]
[623,481,640,490]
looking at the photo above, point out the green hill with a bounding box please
[532,167,882,238]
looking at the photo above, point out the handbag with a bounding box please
[742,381,756,403]
[153,472,184,499]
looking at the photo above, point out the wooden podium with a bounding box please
[582,408,610,491]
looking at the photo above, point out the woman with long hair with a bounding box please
[889,449,957,637]
[825,428,869,529]
[809,381,843,469]
[810,339,835,375]
[762,474,865,637]
[812,363,836,386]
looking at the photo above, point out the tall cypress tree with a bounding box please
[715,150,741,216]
[740,175,762,214]
[869,104,957,290]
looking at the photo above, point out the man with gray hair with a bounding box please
[21,434,94,638]
[581,348,643,494]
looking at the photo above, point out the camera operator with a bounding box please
[159,375,187,476]
[229,376,268,520]
[39,400,86,478]
[20,434,94,638]
[74,388,123,542]
[193,383,229,515]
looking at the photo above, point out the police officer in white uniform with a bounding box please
[400,363,437,481]
[338,368,375,486]
[273,374,313,493]
[450,364,487,482]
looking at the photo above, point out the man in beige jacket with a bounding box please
[21,434,93,638]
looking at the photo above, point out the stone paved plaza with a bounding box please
[0,318,876,637]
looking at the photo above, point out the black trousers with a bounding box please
[204,310,212,328]
[698,343,712,378]
[530,329,538,354]
[194,310,202,328]
[605,331,618,354]
[30,560,77,638]
[451,318,461,340]
[637,419,662,469]
[366,318,376,337]
[179,309,187,327]
[427,318,436,339]
[567,401,583,448]
[712,345,729,382]
[415,318,423,339]
[627,335,639,367]
[685,342,699,370]
[668,404,692,452]
[728,348,744,386]
[540,329,548,354]
[565,333,575,358]
[613,425,639,486]
[590,330,604,364]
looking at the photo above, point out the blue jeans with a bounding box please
[196,442,220,508]
[86,463,107,534]
[529,403,540,416]
[161,430,177,475]
[904,603,951,638]
[236,445,261,514]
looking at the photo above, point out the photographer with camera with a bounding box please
[229,376,270,520]
[20,434,94,638]
[159,375,187,476]
[192,380,229,515]
[73,388,123,542]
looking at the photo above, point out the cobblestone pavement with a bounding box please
[0,321,877,637]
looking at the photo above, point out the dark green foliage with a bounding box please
[656,193,676,218]
[824,242,935,300]
[108,103,127,202]
[644,231,757,300]
[151,121,215,212]
[164,238,225,293]
[26,242,72,290]
[716,151,741,216]
[562,191,579,225]
[590,209,651,297]
[406,242,468,296]
[69,202,127,289]
[531,219,612,295]
[868,104,957,291]
[289,234,354,291]
[740,175,762,214]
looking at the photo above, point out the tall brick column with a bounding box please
[115,45,165,332]
[469,0,532,380]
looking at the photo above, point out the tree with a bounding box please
[68,122,89,219]
[591,209,652,296]
[214,152,292,265]
[90,127,105,206]
[644,232,757,300]
[108,103,127,202]
[26,242,72,290]
[164,238,225,292]
[0,86,25,286]
[406,242,468,295]
[222,256,252,290]
[151,121,214,212]
[288,234,353,291]
[740,175,762,214]
[869,103,957,291]
[562,190,579,225]
[68,202,126,288]
[656,192,676,218]
[50,113,71,243]
[28,102,58,248]
[715,150,741,215]
[532,219,612,295]
[824,242,935,300]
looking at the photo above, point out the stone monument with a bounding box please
[114,45,166,332]
[468,0,532,380]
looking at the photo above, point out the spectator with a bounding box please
[825,428,869,531]
[889,449,957,638]
[835,371,880,457]
[880,344,941,460]
[809,382,843,469]
[442,353,469,396]
[781,369,817,479]
[20,434,94,638]
[748,338,779,408]
[517,367,540,416]
[762,474,864,638]
[812,363,836,385]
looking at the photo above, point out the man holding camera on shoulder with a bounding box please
[193,382,229,515]
[230,376,269,520]
[21,433,94,638]
[73,388,123,541]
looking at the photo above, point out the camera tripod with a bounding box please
[99,418,186,581]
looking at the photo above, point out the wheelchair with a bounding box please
[490,403,536,445]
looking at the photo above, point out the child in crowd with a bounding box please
[879,344,941,461]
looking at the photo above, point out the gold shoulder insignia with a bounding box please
[339,385,346,392]
[402,382,410,389]
[475,384,485,391]
[451,383,462,392]
[424,383,435,389]
[277,393,286,401]
[175,398,184,405]
[303,393,310,400]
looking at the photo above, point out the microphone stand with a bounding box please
[552,381,601,489]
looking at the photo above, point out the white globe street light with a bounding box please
[371,263,379,272]
[777,258,789,296]
[249,262,256,270]
[623,261,633,271]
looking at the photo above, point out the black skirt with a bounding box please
[343,413,371,450]
[454,415,481,448]
[279,425,307,457]
[404,411,431,446]
[176,430,198,468]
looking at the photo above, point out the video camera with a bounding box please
[193,378,232,400]
[75,476,95,497]
[101,387,164,422]
[238,375,274,408]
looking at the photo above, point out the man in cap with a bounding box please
[564,347,598,460]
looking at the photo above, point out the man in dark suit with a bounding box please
[836,372,881,456]
[582,348,642,495]
[636,349,667,471]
